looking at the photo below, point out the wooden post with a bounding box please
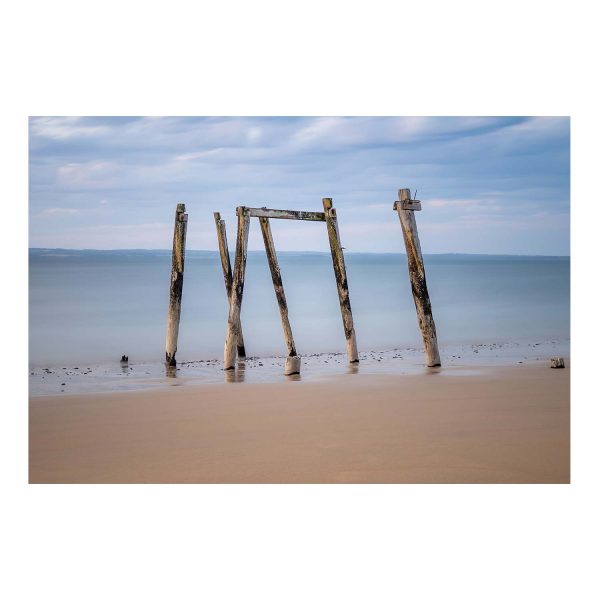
[322,198,359,363]
[214,212,246,358]
[165,203,188,366]
[394,188,441,367]
[223,207,250,370]
[259,216,301,375]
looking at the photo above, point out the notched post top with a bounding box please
[176,203,188,221]
[213,211,221,222]
[394,189,422,211]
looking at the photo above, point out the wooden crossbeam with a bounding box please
[241,207,326,221]
[393,198,422,211]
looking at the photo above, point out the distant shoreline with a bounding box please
[29,247,571,259]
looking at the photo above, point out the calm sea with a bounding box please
[29,249,570,368]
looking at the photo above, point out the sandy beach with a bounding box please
[29,362,569,483]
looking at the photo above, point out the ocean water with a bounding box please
[29,249,570,368]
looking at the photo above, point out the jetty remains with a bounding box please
[221,199,359,375]
[164,188,441,374]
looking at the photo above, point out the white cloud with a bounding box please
[30,116,110,140]
[246,127,262,144]
[37,207,80,217]
[56,161,120,190]
[174,149,224,161]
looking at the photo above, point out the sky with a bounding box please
[28,116,570,254]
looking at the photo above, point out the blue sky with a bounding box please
[28,116,570,254]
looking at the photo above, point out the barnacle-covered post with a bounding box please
[322,198,359,363]
[393,189,441,367]
[165,203,188,366]
[214,212,246,359]
[259,216,300,375]
[223,207,250,370]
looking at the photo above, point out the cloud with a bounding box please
[56,161,121,190]
[28,116,570,254]
[36,207,80,217]
[30,116,112,140]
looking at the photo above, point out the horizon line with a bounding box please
[29,247,571,258]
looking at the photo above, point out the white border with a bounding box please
[3,1,598,599]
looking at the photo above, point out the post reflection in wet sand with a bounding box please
[225,361,246,383]
[347,363,360,375]
[424,365,442,376]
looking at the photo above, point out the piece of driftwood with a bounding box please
[550,357,565,368]
[223,208,250,370]
[165,203,188,366]
[259,216,300,374]
[394,189,441,367]
[322,198,359,363]
[214,212,246,358]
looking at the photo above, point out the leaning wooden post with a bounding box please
[214,212,246,359]
[259,216,301,375]
[223,207,250,370]
[165,203,188,366]
[393,189,441,367]
[322,198,359,363]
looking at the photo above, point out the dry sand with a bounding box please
[29,363,569,483]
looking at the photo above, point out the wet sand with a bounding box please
[29,363,569,483]
[28,338,570,396]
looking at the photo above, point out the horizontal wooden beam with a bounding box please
[238,206,326,221]
[393,199,422,211]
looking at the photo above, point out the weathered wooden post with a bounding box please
[223,207,250,370]
[322,198,359,363]
[165,203,188,366]
[393,189,441,367]
[259,216,301,375]
[214,212,246,359]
